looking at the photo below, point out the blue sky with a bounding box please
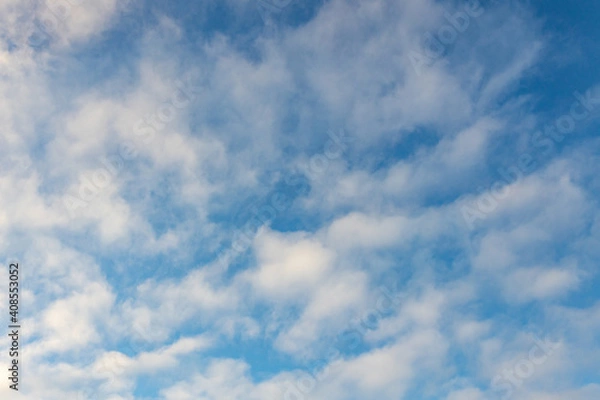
[0,0,599,399]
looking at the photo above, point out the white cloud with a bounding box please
[0,0,597,398]
[244,229,335,300]
[503,265,580,302]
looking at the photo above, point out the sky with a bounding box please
[0,0,599,399]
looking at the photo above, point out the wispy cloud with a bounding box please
[0,0,599,399]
